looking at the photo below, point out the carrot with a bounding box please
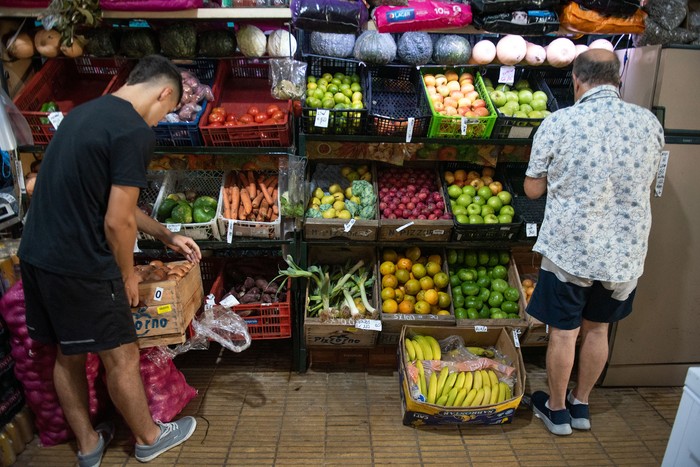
[237,171,248,189]
[266,206,273,221]
[272,203,279,215]
[241,189,252,215]
[251,191,264,209]
[263,175,277,188]
[230,186,240,220]
[271,187,278,203]
[247,171,256,198]
[260,199,269,217]
[222,188,231,219]
[259,180,274,205]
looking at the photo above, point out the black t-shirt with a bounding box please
[18,94,155,280]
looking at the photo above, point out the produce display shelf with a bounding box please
[18,145,297,156]
[137,239,294,251]
[1,7,292,20]
[298,133,535,146]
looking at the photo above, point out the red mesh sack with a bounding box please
[139,347,197,423]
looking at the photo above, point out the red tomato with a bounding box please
[266,104,280,116]
[208,112,225,124]
[292,100,302,118]
[209,121,223,127]
[271,110,285,121]
[247,106,260,116]
[225,114,237,122]
[211,107,226,115]
[264,118,277,125]
[239,114,253,124]
[224,120,237,127]
[254,114,267,123]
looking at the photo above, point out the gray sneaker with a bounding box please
[77,422,114,467]
[134,417,197,463]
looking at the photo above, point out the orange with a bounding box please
[416,290,426,303]
[380,287,395,301]
[414,300,431,315]
[428,254,442,266]
[425,261,441,277]
[433,272,449,289]
[404,279,421,296]
[394,288,405,303]
[438,291,451,309]
[424,289,439,306]
[430,305,441,315]
[416,256,428,265]
[406,246,422,262]
[382,249,399,263]
[379,261,396,276]
[419,276,435,291]
[382,299,398,314]
[398,300,414,314]
[395,269,410,284]
[411,263,427,279]
[436,310,451,316]
[396,258,413,271]
[402,295,416,306]
[382,274,398,289]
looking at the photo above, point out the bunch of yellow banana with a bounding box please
[404,335,442,361]
[466,346,496,358]
[416,366,513,407]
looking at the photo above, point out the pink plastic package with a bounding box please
[100,0,203,11]
[0,282,108,447]
[139,347,197,423]
[373,0,472,33]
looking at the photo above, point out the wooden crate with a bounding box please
[131,261,203,346]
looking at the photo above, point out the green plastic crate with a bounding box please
[421,68,497,140]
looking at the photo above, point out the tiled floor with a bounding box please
[14,342,682,466]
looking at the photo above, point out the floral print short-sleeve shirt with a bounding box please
[526,85,665,282]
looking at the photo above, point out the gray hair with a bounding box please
[572,50,621,87]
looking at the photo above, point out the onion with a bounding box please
[7,31,35,59]
[34,29,61,58]
[60,36,85,58]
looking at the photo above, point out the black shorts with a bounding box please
[526,269,637,331]
[20,262,137,355]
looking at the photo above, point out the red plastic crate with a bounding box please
[209,258,292,340]
[199,59,292,147]
[14,57,132,145]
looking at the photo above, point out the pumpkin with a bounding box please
[496,35,527,66]
[309,32,356,58]
[525,43,546,66]
[34,29,61,58]
[546,38,576,68]
[471,39,496,65]
[353,31,396,65]
[267,29,297,57]
[432,35,471,65]
[397,32,433,66]
[237,25,267,58]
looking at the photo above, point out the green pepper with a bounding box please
[40,101,58,124]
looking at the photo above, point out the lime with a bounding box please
[478,306,490,319]
[478,287,490,303]
[467,308,479,320]
[504,287,520,302]
[502,300,519,314]
[455,307,469,319]
[461,282,479,297]
[492,265,508,280]
[488,291,504,308]
[499,251,511,265]
[453,294,465,309]
[476,276,491,289]
[491,278,509,293]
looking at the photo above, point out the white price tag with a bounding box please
[343,218,356,232]
[396,221,414,232]
[220,294,240,308]
[512,329,521,348]
[153,287,164,302]
[508,126,533,139]
[405,117,415,143]
[526,223,538,237]
[654,150,670,198]
[355,319,382,331]
[47,111,64,130]
[460,117,468,136]
[166,224,182,233]
[227,220,234,244]
[474,325,488,333]
[499,66,516,85]
[205,294,216,306]
[315,109,330,128]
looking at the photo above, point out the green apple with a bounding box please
[498,214,513,223]
[500,205,515,217]
[453,206,468,216]
[519,104,533,115]
[472,195,487,206]
[513,110,529,118]
[495,84,510,93]
[477,186,493,200]
[518,89,533,104]
[490,90,507,108]
[497,191,512,205]
[447,184,463,199]
[482,77,493,88]
[503,101,520,114]
[531,99,547,111]
[469,214,484,224]
[462,185,477,197]
[481,205,495,217]
[498,106,513,117]
[514,79,530,91]
[505,91,519,102]
[541,110,552,118]
[484,213,499,224]
[528,110,545,119]
[486,196,503,211]
[456,214,470,224]
[532,90,547,102]
[457,194,473,207]
[467,204,482,216]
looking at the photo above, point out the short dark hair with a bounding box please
[126,54,183,103]
[572,50,621,87]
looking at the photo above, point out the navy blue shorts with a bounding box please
[526,269,637,331]
[20,261,137,355]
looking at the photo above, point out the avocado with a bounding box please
[157,198,178,222]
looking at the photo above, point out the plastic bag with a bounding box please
[470,0,560,14]
[367,0,408,7]
[374,0,473,33]
[688,11,700,33]
[0,282,107,446]
[270,58,307,101]
[139,347,197,423]
[574,0,641,16]
[644,0,688,30]
[473,10,560,35]
[292,0,369,34]
[561,3,646,34]
[279,155,306,218]
[0,88,33,149]
[634,19,698,45]
[190,306,252,353]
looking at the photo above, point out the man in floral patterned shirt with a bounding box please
[524,49,664,436]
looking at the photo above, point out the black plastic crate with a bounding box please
[534,68,574,110]
[368,66,432,139]
[441,162,522,241]
[301,57,369,136]
[153,60,217,147]
[501,162,547,240]
[485,68,560,140]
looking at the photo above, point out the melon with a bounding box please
[496,35,527,66]
[588,38,614,51]
[471,40,496,65]
[575,44,589,57]
[267,29,297,57]
[236,25,266,58]
[546,38,576,68]
[525,43,546,66]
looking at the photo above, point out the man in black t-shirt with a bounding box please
[18,56,200,466]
